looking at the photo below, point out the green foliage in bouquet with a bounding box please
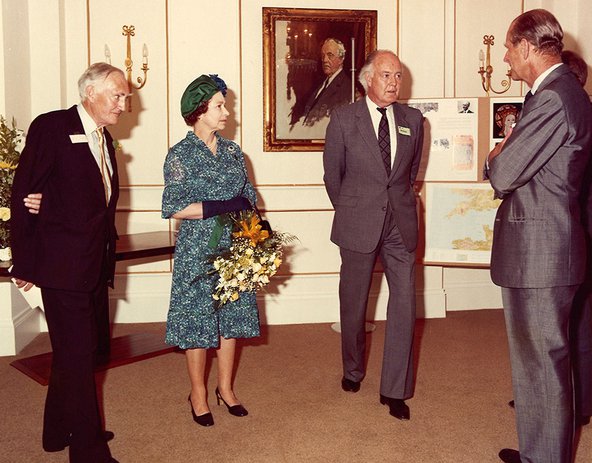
[0,116,23,252]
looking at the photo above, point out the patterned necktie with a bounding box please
[96,127,112,205]
[377,107,391,174]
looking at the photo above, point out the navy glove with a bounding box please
[202,196,251,219]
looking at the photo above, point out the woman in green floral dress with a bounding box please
[162,75,259,427]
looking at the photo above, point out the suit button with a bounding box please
[382,207,387,211]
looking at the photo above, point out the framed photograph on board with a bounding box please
[262,7,377,151]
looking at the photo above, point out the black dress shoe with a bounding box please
[188,395,214,427]
[44,431,115,452]
[341,377,360,393]
[499,448,521,463]
[508,400,515,408]
[215,387,248,417]
[577,414,591,426]
[379,395,410,420]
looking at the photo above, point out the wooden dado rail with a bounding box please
[0,231,176,278]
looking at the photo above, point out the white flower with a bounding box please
[0,207,10,222]
[0,247,11,261]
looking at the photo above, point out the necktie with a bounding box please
[310,79,330,108]
[524,90,533,104]
[377,107,391,175]
[519,91,533,119]
[317,78,329,96]
[96,127,112,205]
[524,90,532,104]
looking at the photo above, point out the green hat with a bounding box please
[180,75,223,117]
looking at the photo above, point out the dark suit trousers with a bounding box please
[339,209,416,399]
[41,285,112,463]
[502,286,576,463]
[572,281,592,417]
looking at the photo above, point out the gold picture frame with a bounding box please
[263,7,377,152]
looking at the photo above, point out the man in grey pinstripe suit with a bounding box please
[323,50,424,421]
[485,9,592,463]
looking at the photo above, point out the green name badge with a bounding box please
[398,126,411,136]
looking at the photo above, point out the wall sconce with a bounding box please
[478,35,512,95]
[122,25,149,111]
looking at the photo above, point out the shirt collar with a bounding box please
[76,103,101,137]
[530,63,563,94]
[325,67,343,87]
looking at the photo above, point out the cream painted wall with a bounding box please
[2,0,592,344]
[399,0,446,99]
[2,0,31,127]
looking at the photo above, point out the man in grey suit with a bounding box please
[485,10,592,463]
[323,50,424,421]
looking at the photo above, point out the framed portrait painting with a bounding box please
[263,7,377,151]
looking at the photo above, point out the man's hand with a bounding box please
[13,278,35,292]
[23,193,42,214]
[488,126,513,162]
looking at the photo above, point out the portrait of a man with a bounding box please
[263,8,377,151]
[300,38,353,128]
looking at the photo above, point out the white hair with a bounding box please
[78,62,125,101]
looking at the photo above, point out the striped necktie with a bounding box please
[377,107,391,174]
[96,127,112,205]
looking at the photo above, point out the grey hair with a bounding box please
[358,49,397,92]
[78,62,125,101]
[508,9,563,57]
[323,38,346,58]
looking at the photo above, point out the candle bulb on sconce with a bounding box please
[142,44,148,65]
[478,34,512,95]
[104,44,111,64]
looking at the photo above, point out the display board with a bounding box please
[407,98,478,182]
[408,97,511,266]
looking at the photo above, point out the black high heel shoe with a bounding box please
[188,394,214,427]
[215,387,248,417]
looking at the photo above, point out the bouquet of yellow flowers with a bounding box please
[211,209,296,306]
[0,116,23,262]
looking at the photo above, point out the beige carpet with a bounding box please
[1,309,591,463]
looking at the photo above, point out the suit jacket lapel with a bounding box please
[103,128,119,206]
[355,101,387,177]
[390,103,411,179]
[65,106,109,204]
[524,65,569,114]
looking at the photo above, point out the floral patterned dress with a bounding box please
[162,131,260,349]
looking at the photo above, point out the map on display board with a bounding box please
[424,182,501,264]
[405,98,479,182]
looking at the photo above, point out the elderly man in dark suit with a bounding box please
[303,37,353,127]
[565,49,592,428]
[10,62,129,463]
[485,10,592,463]
[323,50,424,421]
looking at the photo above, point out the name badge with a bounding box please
[398,126,411,136]
[69,134,88,144]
